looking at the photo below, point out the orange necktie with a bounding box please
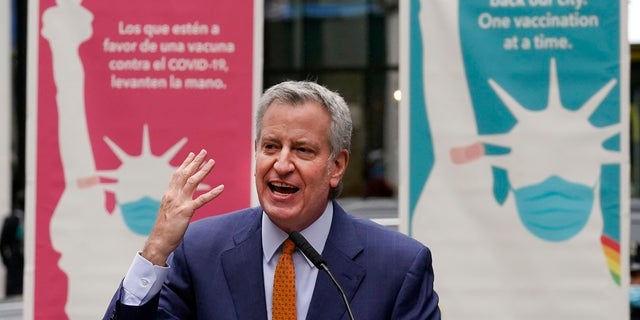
[272,238,297,320]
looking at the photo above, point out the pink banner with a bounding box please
[31,0,256,318]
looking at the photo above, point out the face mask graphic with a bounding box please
[513,176,592,242]
[118,196,160,236]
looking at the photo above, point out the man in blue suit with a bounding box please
[104,81,440,319]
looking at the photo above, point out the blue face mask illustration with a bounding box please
[630,285,640,307]
[513,176,593,242]
[119,196,160,236]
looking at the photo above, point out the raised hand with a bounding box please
[141,149,224,266]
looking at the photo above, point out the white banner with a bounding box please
[400,1,630,319]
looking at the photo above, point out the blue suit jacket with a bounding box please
[104,201,440,319]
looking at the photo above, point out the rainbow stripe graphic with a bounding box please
[601,235,621,285]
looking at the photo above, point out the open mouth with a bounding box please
[269,182,299,194]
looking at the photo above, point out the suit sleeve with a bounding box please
[390,247,441,319]
[102,243,195,320]
[102,284,160,320]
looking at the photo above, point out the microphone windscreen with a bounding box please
[289,231,326,268]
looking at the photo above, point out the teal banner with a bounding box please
[403,1,628,318]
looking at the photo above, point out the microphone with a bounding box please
[289,231,355,320]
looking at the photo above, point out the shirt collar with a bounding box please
[262,201,334,268]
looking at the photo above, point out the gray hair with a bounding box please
[256,81,353,198]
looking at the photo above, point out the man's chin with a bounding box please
[265,206,297,220]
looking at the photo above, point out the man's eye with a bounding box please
[297,147,316,157]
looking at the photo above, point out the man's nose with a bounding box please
[273,150,294,173]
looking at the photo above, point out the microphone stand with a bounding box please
[318,263,355,320]
[289,231,355,320]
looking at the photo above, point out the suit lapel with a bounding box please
[221,209,268,320]
[307,203,365,320]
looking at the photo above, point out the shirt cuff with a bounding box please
[121,252,170,306]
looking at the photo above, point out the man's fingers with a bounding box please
[144,150,222,265]
[163,150,221,215]
[184,159,215,192]
[178,151,196,170]
[192,184,225,209]
[185,149,208,175]
[169,152,196,189]
[169,150,207,190]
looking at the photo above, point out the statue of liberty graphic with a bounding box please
[450,58,621,282]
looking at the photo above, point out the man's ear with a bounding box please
[329,149,349,188]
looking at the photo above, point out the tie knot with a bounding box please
[282,238,296,255]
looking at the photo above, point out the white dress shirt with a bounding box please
[121,201,333,320]
[262,201,332,320]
